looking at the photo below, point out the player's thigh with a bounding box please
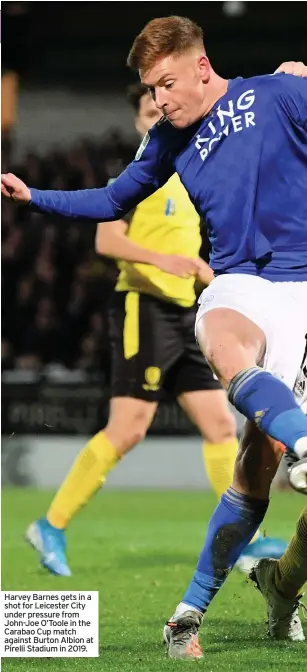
[105,396,158,456]
[195,274,269,386]
[233,419,284,498]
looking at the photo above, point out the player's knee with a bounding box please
[118,431,146,455]
[105,416,148,456]
[125,423,147,449]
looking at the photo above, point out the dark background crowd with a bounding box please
[2,131,138,373]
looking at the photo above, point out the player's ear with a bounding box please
[198,55,210,83]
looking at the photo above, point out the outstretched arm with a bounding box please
[1,163,162,221]
[29,166,158,221]
[1,125,176,221]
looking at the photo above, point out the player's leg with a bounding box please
[274,505,307,598]
[196,275,307,459]
[25,291,162,575]
[26,396,157,576]
[47,396,157,524]
[164,422,282,659]
[172,308,284,558]
[250,505,307,641]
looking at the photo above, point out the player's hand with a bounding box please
[275,61,307,77]
[154,253,201,278]
[1,173,31,204]
[195,258,214,286]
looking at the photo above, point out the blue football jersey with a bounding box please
[30,74,307,280]
[174,74,307,279]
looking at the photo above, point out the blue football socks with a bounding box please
[182,487,268,613]
[228,367,307,453]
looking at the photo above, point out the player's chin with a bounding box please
[168,116,189,129]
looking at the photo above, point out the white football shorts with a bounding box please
[196,274,307,412]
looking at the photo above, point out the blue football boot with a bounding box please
[236,533,287,574]
[25,517,71,576]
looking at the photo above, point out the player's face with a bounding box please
[140,51,210,128]
[135,93,162,136]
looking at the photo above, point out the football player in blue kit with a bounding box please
[2,16,307,659]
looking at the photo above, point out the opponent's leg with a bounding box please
[26,397,157,575]
[197,307,307,458]
[47,396,157,523]
[275,505,307,598]
[26,290,165,575]
[250,506,307,641]
[164,422,281,659]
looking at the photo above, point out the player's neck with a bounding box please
[201,73,229,118]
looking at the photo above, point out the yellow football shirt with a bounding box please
[115,173,201,307]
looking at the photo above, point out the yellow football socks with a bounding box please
[47,431,118,530]
[203,438,239,499]
[202,438,260,543]
[275,505,307,598]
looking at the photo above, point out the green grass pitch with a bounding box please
[1,488,306,671]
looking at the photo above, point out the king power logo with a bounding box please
[195,89,256,162]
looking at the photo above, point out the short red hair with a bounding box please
[127,16,204,72]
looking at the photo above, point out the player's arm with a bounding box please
[1,126,175,221]
[95,218,160,265]
[1,166,157,221]
[95,220,208,279]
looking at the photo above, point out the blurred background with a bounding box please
[2,1,305,488]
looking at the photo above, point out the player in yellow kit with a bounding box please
[25,84,286,576]
[251,504,307,641]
